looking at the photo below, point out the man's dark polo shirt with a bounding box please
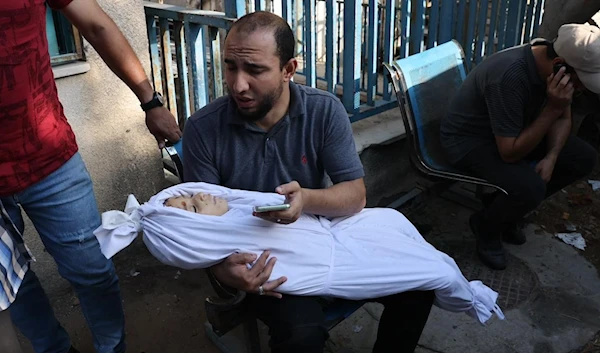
[440,44,547,164]
[182,82,365,192]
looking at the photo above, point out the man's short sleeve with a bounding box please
[484,75,529,137]
[182,122,221,184]
[320,98,365,184]
[47,0,73,9]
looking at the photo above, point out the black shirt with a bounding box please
[440,44,546,164]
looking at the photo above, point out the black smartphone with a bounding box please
[553,64,566,76]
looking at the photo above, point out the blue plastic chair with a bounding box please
[162,139,365,353]
[383,40,507,195]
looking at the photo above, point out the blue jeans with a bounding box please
[1,153,125,353]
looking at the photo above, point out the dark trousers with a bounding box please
[250,290,435,353]
[455,136,597,228]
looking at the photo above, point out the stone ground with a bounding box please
[14,146,600,353]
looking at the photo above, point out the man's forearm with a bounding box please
[504,105,563,162]
[63,1,154,103]
[545,108,571,160]
[302,179,366,217]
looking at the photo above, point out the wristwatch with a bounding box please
[141,91,164,112]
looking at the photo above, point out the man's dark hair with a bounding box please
[229,11,295,68]
[531,38,559,59]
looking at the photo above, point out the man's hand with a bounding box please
[211,251,287,298]
[535,156,557,183]
[145,107,182,149]
[547,67,574,112]
[61,0,181,148]
[253,181,305,224]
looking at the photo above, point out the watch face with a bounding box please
[156,92,164,104]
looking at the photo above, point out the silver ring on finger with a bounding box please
[276,219,282,223]
[258,285,265,296]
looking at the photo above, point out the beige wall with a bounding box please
[55,0,167,212]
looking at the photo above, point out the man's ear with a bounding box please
[552,57,566,66]
[282,58,298,81]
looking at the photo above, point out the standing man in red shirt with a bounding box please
[0,0,181,352]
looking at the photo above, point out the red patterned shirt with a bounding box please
[0,0,77,196]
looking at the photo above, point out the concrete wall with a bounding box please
[55,0,166,212]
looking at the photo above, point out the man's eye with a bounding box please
[192,205,197,213]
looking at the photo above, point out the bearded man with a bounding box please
[182,11,435,353]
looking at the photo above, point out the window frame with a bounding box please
[47,7,85,66]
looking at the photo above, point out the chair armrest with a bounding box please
[205,268,238,299]
[205,289,249,336]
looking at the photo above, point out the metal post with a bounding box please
[326,0,338,94]
[184,22,209,111]
[382,0,395,100]
[342,0,362,114]
[366,0,378,105]
[305,0,316,87]
[225,0,245,18]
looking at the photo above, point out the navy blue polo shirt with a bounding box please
[182,82,364,192]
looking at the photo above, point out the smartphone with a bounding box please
[553,64,566,76]
[253,204,291,213]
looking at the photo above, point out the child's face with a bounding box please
[165,193,229,216]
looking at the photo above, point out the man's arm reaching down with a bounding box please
[60,0,181,148]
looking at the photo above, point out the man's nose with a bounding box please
[231,73,250,93]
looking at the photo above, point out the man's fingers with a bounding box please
[229,252,258,265]
[261,276,287,298]
[252,211,294,224]
[253,211,273,219]
[163,120,183,141]
[154,134,167,149]
[261,277,287,298]
[269,209,293,219]
[559,74,571,88]
[265,291,283,299]
[252,256,277,284]
[262,276,287,292]
[165,129,182,143]
[275,181,300,195]
[248,251,271,276]
[551,66,566,86]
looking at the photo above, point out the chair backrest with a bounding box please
[386,40,467,173]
